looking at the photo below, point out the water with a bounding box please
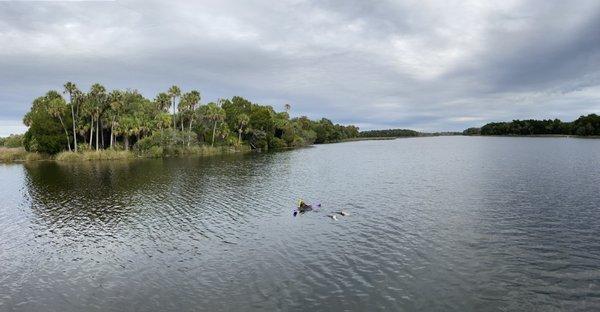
[1,137,600,311]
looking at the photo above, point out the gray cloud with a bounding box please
[1,0,599,136]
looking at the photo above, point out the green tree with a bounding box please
[180,90,201,146]
[107,90,124,149]
[168,85,181,130]
[63,82,80,152]
[46,94,72,151]
[202,101,226,146]
[23,93,69,154]
[236,113,249,145]
[85,83,109,150]
[154,92,171,112]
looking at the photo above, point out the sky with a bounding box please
[1,0,599,136]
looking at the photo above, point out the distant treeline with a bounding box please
[359,129,462,138]
[463,114,600,136]
[359,129,421,138]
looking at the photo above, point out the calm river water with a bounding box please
[1,137,600,311]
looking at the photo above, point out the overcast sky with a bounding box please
[1,0,599,136]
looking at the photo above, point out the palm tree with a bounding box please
[236,113,249,145]
[202,101,225,147]
[108,90,123,149]
[181,90,201,146]
[89,83,108,151]
[46,94,72,151]
[154,92,171,112]
[63,82,79,152]
[168,85,181,130]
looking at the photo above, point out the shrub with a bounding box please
[148,146,164,158]
[269,137,286,149]
[1,134,24,148]
[134,130,196,152]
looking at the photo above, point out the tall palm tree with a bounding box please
[108,90,123,149]
[63,82,79,152]
[89,83,107,151]
[236,113,249,145]
[202,101,225,147]
[181,90,201,146]
[168,85,181,130]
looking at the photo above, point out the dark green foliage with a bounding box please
[222,96,252,132]
[571,114,600,136]
[134,129,195,151]
[360,129,421,138]
[21,82,360,155]
[479,119,568,135]
[22,92,71,154]
[462,128,481,135]
[473,116,600,136]
[23,108,68,154]
[249,105,275,133]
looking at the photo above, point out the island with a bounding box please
[1,82,360,162]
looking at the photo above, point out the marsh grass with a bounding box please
[1,144,252,163]
[55,150,136,161]
[0,148,29,162]
[52,145,251,162]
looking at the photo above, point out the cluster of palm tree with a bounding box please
[22,82,360,154]
[65,82,217,150]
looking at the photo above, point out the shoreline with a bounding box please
[341,137,398,142]
[0,137,402,163]
[465,134,600,139]
[0,146,253,164]
[5,134,600,164]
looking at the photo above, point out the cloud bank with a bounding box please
[1,0,599,135]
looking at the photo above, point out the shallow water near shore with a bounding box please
[1,136,600,311]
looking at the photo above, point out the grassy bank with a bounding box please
[0,148,49,163]
[55,150,135,161]
[0,145,252,163]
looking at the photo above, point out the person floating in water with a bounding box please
[294,199,320,216]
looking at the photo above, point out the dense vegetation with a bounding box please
[17,82,359,155]
[359,129,421,138]
[464,114,600,136]
[0,134,23,148]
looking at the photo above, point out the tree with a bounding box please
[222,96,252,133]
[202,101,225,146]
[236,113,249,145]
[154,92,171,112]
[21,82,361,154]
[180,90,201,146]
[63,82,79,152]
[46,95,72,151]
[22,93,69,154]
[168,85,181,130]
[89,83,108,151]
[107,90,123,148]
